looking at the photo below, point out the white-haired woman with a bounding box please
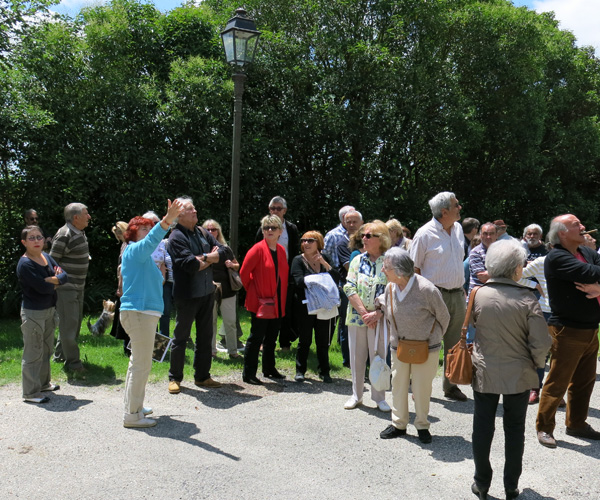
[377,248,449,443]
[470,239,551,500]
[343,220,391,411]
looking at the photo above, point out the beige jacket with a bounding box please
[472,278,552,394]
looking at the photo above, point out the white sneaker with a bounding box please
[123,411,157,428]
[344,397,363,410]
[377,400,391,412]
[142,407,153,416]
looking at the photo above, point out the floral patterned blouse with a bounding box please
[343,252,387,326]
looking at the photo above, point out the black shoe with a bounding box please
[417,429,432,444]
[444,387,468,401]
[263,370,285,379]
[471,482,489,499]
[566,423,600,440]
[295,372,305,382]
[242,375,263,385]
[380,425,406,439]
[321,374,333,383]
[342,361,350,368]
[505,488,520,499]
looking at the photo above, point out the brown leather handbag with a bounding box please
[390,290,430,364]
[445,287,480,385]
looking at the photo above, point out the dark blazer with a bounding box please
[255,220,299,267]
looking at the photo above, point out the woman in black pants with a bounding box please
[290,231,340,383]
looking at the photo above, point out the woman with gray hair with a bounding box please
[377,248,450,443]
[470,239,552,499]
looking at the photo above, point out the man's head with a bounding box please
[338,205,355,225]
[175,196,198,230]
[462,217,480,241]
[584,233,597,250]
[268,196,287,222]
[523,224,543,249]
[429,192,461,225]
[344,210,363,235]
[64,203,90,231]
[548,214,585,249]
[24,209,39,226]
[480,222,498,249]
[493,219,508,237]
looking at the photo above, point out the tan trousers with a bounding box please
[391,349,440,430]
[348,325,386,403]
[121,311,158,415]
[21,307,56,398]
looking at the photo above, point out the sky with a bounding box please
[50,0,599,53]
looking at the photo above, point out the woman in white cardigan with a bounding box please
[377,247,450,444]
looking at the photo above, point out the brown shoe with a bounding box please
[168,380,181,394]
[444,387,468,402]
[566,424,600,440]
[537,431,557,448]
[195,378,222,388]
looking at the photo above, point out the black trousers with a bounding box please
[295,313,335,376]
[472,390,529,492]
[169,294,214,383]
[243,314,281,378]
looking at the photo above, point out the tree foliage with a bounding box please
[1,0,599,316]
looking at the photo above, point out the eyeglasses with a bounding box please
[362,233,380,239]
[206,228,218,233]
[269,206,284,212]
[28,218,38,222]
[27,235,44,242]
[263,226,279,232]
[300,238,316,244]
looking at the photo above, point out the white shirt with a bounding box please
[410,218,465,289]
[393,275,416,303]
[279,222,289,258]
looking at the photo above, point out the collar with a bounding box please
[486,277,529,289]
[66,222,83,234]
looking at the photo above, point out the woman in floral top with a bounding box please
[343,220,391,411]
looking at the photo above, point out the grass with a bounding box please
[0,308,353,387]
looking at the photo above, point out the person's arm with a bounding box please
[550,247,600,283]
[526,298,552,368]
[19,260,57,295]
[290,255,308,288]
[49,228,68,263]
[45,254,68,286]
[574,282,600,298]
[239,245,260,289]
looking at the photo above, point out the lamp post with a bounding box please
[221,8,261,256]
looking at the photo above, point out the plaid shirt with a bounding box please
[323,224,348,268]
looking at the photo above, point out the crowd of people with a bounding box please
[16,192,600,498]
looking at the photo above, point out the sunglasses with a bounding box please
[362,233,381,239]
[26,235,44,242]
[269,206,284,212]
[301,238,316,244]
[263,226,279,232]
[206,228,218,233]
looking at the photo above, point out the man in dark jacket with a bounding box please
[167,197,227,394]
[536,214,600,448]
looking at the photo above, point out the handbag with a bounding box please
[228,268,243,291]
[390,288,430,364]
[256,275,280,319]
[445,286,480,385]
[369,319,391,392]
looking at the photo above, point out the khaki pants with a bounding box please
[54,288,84,369]
[21,307,56,398]
[391,349,440,430]
[212,295,238,355]
[439,289,466,392]
[121,311,158,415]
[348,325,386,403]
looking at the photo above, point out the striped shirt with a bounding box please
[410,218,465,289]
[518,256,550,313]
[50,222,90,290]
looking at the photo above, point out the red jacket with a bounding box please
[240,239,288,316]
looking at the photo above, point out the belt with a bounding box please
[436,286,463,294]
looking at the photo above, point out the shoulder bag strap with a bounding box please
[461,286,481,339]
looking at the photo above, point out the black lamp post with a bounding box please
[221,8,261,256]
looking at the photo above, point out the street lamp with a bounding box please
[221,7,261,256]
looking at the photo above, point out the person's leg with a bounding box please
[193,294,215,382]
[442,290,466,393]
[502,391,529,492]
[390,355,410,429]
[40,308,56,390]
[169,298,198,382]
[314,318,333,377]
[565,328,598,430]
[348,325,368,402]
[211,299,219,355]
[54,288,84,369]
[243,314,267,378]
[121,311,158,415]
[338,292,350,365]
[367,325,385,403]
[472,391,500,490]
[262,318,282,374]
[21,308,44,398]
[219,296,238,355]
[295,313,313,375]
[537,326,587,433]
[412,349,441,430]
[159,281,173,337]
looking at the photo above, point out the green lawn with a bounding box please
[0,309,352,387]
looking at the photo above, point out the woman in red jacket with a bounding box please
[240,215,289,384]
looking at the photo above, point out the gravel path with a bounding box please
[1,372,600,499]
